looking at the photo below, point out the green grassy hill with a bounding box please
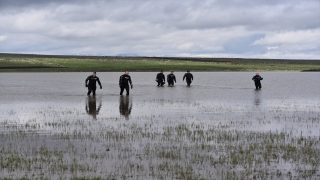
[0,53,319,72]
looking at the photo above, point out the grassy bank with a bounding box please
[0,53,319,72]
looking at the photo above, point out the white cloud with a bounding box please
[0,36,7,41]
[253,30,320,45]
[0,0,319,59]
[252,30,320,58]
[267,47,278,50]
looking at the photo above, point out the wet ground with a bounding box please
[0,72,319,179]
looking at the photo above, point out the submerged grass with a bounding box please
[0,115,319,179]
[1,53,319,72]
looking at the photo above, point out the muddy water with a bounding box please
[0,72,319,135]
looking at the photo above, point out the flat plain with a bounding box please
[0,53,319,72]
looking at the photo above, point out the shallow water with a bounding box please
[1,72,319,135]
[0,72,319,179]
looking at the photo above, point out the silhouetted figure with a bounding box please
[119,96,132,120]
[86,96,101,119]
[119,71,133,95]
[85,72,102,95]
[183,70,193,86]
[167,71,176,86]
[156,70,165,86]
[252,72,263,89]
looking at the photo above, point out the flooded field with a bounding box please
[0,72,319,179]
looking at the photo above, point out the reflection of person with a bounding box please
[156,70,165,86]
[183,70,193,86]
[252,72,263,89]
[167,71,176,86]
[119,71,133,95]
[119,96,132,120]
[254,90,261,106]
[85,72,102,95]
[86,96,101,119]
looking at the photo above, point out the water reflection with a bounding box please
[119,96,132,120]
[254,89,261,106]
[86,96,102,119]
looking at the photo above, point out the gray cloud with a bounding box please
[0,0,319,59]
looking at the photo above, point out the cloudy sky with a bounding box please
[0,0,319,59]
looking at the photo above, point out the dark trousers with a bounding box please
[186,80,192,86]
[255,81,262,89]
[157,81,165,86]
[168,81,174,86]
[87,86,96,95]
[120,85,130,95]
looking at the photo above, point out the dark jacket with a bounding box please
[252,75,263,82]
[183,73,193,82]
[167,74,176,82]
[156,73,165,82]
[119,74,132,87]
[86,75,102,87]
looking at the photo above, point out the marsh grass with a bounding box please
[0,111,319,179]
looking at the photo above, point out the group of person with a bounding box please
[85,71,133,96]
[85,71,263,96]
[155,70,194,86]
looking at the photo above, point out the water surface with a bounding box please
[1,72,319,135]
[1,72,320,179]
